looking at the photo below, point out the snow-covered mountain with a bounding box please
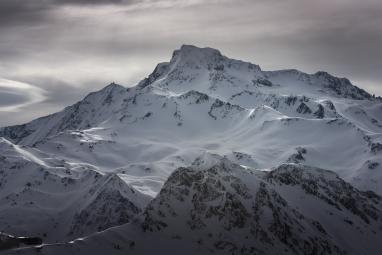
[1,45,382,254]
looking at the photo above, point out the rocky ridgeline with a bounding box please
[141,159,382,255]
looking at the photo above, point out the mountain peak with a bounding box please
[102,82,125,92]
[170,44,224,66]
[177,44,222,56]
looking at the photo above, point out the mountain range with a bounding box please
[1,45,382,254]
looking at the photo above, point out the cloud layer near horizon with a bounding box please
[0,0,381,126]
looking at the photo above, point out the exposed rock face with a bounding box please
[313,104,325,118]
[296,102,312,114]
[67,175,144,238]
[314,71,372,100]
[287,147,307,163]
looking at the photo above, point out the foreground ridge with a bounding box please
[6,158,382,254]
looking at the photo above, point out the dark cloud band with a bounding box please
[0,0,132,25]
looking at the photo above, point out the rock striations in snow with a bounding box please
[1,45,382,254]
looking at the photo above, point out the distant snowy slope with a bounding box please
[0,137,151,242]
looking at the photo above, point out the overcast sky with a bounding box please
[0,0,381,126]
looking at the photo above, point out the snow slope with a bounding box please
[0,45,382,252]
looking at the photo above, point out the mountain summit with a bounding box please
[172,44,224,65]
[1,45,382,254]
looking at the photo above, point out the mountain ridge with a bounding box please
[1,45,380,146]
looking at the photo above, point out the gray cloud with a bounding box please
[54,0,126,4]
[0,0,50,26]
[0,0,381,126]
[0,90,29,107]
[0,0,132,26]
